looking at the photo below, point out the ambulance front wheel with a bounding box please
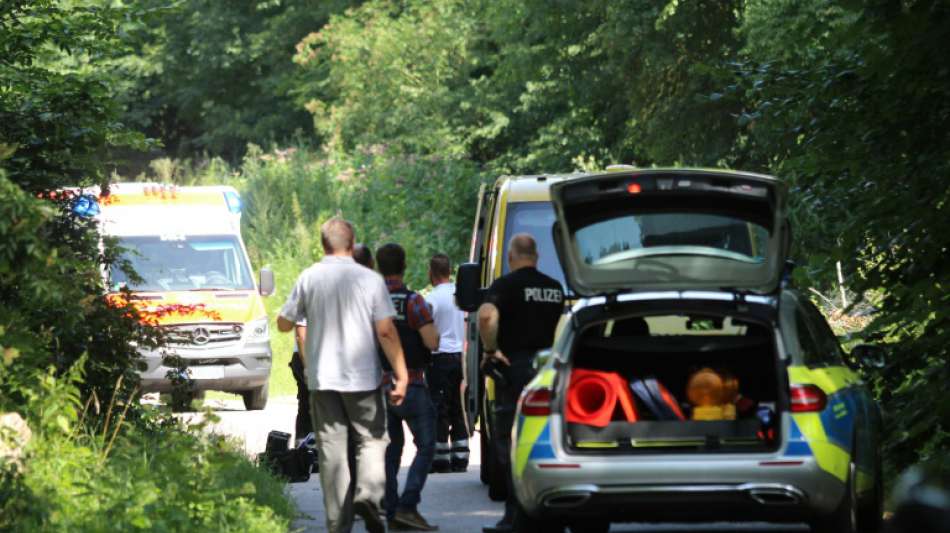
[243,382,269,411]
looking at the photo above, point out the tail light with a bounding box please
[789,384,827,413]
[520,388,553,416]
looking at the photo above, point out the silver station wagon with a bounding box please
[507,169,883,533]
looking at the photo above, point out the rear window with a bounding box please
[602,315,765,337]
[502,202,567,290]
[576,213,769,266]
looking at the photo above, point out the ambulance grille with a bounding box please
[165,324,243,348]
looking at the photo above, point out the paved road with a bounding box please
[193,397,809,533]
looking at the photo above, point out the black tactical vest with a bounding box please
[379,285,431,371]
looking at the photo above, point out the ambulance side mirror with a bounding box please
[259,267,275,297]
[455,262,483,312]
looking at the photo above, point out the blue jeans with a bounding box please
[384,383,436,519]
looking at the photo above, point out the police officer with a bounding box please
[478,233,564,533]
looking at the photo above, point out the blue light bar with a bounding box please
[71,194,100,218]
[223,191,242,214]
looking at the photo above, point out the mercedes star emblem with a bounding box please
[192,327,211,345]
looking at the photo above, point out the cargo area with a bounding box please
[564,314,783,454]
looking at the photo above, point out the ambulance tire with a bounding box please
[243,383,268,411]
[480,425,490,485]
[857,451,884,533]
[811,460,858,533]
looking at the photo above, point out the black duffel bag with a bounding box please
[258,430,316,483]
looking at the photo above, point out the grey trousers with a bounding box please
[309,388,389,533]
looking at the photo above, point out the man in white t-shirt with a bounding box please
[424,253,470,473]
[278,217,408,533]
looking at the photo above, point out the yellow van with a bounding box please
[98,183,274,410]
[457,174,571,500]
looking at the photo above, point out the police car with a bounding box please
[508,169,884,532]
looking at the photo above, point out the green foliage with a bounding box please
[238,146,486,289]
[108,0,358,159]
[1,5,297,530]
[295,0,483,157]
[0,1,149,192]
[5,412,294,532]
[295,0,745,172]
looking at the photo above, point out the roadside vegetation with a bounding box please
[0,3,294,530]
[1,0,946,528]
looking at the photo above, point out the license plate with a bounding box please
[189,366,224,380]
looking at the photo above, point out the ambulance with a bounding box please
[97,183,274,410]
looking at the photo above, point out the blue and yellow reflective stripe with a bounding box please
[787,365,859,482]
[792,412,851,482]
[515,416,551,477]
[787,365,857,395]
[514,369,558,478]
[532,368,556,388]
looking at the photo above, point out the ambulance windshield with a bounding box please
[110,235,254,292]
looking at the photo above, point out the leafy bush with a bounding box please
[5,409,294,532]
[1,5,297,530]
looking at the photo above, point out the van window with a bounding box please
[111,235,254,292]
[502,202,567,290]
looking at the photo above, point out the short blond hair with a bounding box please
[321,216,355,253]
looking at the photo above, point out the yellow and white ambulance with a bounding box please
[98,183,274,409]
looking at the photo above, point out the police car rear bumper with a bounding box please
[518,458,844,522]
[514,416,846,522]
[531,482,816,523]
[136,340,272,393]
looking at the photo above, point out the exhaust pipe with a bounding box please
[543,492,592,509]
[743,484,805,506]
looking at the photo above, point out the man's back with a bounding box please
[486,266,564,356]
[426,282,464,354]
[282,256,395,391]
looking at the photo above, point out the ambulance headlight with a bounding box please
[245,318,269,340]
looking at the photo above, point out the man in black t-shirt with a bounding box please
[478,233,564,533]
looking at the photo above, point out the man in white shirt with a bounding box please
[424,253,470,473]
[278,217,408,533]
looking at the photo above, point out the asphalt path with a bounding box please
[190,397,810,533]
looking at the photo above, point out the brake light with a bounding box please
[789,384,827,412]
[626,182,642,194]
[521,388,553,416]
